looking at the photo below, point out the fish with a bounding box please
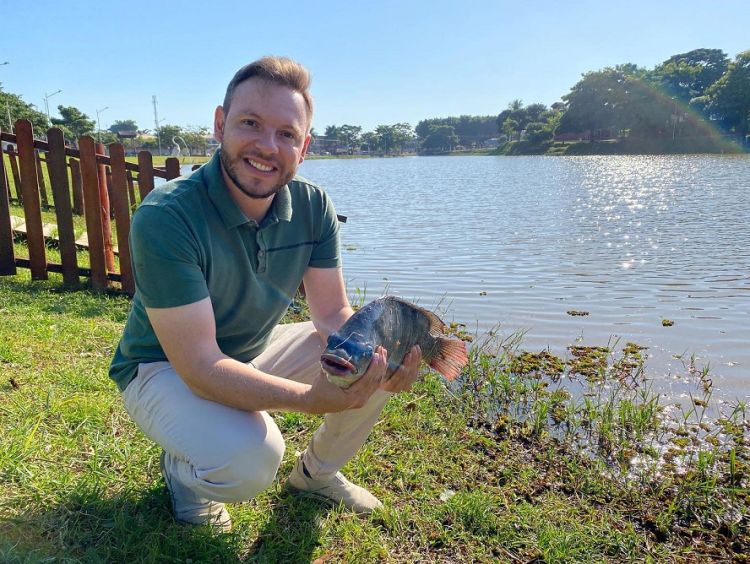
[320,296,469,388]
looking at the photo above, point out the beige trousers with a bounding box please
[122,321,392,503]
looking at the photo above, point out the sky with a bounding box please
[1,0,749,135]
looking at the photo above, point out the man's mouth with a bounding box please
[246,158,276,173]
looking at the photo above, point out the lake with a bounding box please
[299,155,750,402]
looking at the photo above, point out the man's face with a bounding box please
[214,78,311,200]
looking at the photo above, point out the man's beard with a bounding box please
[219,148,294,200]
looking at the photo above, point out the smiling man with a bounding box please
[109,56,421,532]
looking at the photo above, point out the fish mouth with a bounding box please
[320,353,356,377]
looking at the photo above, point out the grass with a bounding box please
[0,272,748,562]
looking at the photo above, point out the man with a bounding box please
[109,56,421,532]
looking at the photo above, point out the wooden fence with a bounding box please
[0,119,183,296]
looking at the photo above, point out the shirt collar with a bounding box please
[203,150,293,229]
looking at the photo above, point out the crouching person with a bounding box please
[109,56,420,532]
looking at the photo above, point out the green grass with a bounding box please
[0,273,748,562]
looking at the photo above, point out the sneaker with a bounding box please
[286,455,383,514]
[160,451,232,532]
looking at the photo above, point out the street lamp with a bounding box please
[43,89,62,122]
[0,62,10,131]
[96,106,109,143]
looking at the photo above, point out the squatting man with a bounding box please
[109,55,422,531]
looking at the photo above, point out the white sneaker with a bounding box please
[286,456,383,514]
[160,451,232,532]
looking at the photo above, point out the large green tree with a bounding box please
[336,124,362,150]
[0,86,49,132]
[705,50,750,137]
[108,119,138,134]
[654,48,729,103]
[421,124,459,151]
[51,105,95,142]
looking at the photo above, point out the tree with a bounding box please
[421,125,458,152]
[375,124,394,154]
[157,124,183,154]
[336,124,362,151]
[524,122,553,144]
[181,125,211,155]
[390,122,415,153]
[654,48,729,102]
[51,105,95,142]
[108,119,138,134]
[0,86,49,131]
[556,67,637,139]
[323,125,339,141]
[705,50,750,137]
[360,131,379,153]
[501,118,519,141]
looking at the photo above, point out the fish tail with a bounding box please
[428,338,468,380]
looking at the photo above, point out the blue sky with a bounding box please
[1,0,748,135]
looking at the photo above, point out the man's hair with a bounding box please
[223,56,313,124]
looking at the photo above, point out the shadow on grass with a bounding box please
[246,490,331,562]
[0,482,331,563]
[0,275,130,320]
[0,485,240,562]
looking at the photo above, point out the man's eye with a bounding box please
[280,131,295,140]
[242,119,258,127]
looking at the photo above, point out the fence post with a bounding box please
[78,136,108,290]
[70,158,83,215]
[15,119,47,280]
[47,128,79,286]
[108,143,134,295]
[7,145,22,203]
[96,142,116,272]
[137,151,154,200]
[36,151,49,207]
[0,128,16,275]
[126,169,137,210]
[165,157,181,180]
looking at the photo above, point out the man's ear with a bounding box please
[299,133,312,163]
[213,105,225,143]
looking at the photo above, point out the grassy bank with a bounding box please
[0,274,748,562]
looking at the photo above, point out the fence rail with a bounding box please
[1,120,183,295]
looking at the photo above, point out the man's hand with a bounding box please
[380,345,422,393]
[304,346,389,414]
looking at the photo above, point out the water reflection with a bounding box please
[300,155,750,400]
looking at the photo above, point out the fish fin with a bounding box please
[428,337,468,380]
[383,295,447,334]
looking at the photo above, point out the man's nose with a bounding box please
[254,129,278,155]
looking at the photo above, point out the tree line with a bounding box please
[1,47,747,155]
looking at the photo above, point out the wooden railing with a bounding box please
[1,119,183,295]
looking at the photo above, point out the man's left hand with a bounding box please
[380,345,422,393]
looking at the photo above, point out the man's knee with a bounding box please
[190,413,286,502]
[197,435,286,502]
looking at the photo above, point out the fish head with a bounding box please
[321,331,374,388]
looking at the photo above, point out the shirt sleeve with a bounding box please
[308,192,341,268]
[129,205,210,308]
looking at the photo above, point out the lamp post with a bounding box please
[96,106,109,143]
[0,62,10,131]
[43,89,62,122]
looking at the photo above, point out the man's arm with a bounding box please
[145,297,387,414]
[302,267,423,393]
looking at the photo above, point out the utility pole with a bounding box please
[152,95,162,156]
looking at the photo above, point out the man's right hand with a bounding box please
[303,346,389,414]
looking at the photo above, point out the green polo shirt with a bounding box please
[109,152,341,391]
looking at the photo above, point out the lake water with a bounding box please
[298,155,750,402]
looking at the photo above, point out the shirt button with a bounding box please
[258,250,265,257]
